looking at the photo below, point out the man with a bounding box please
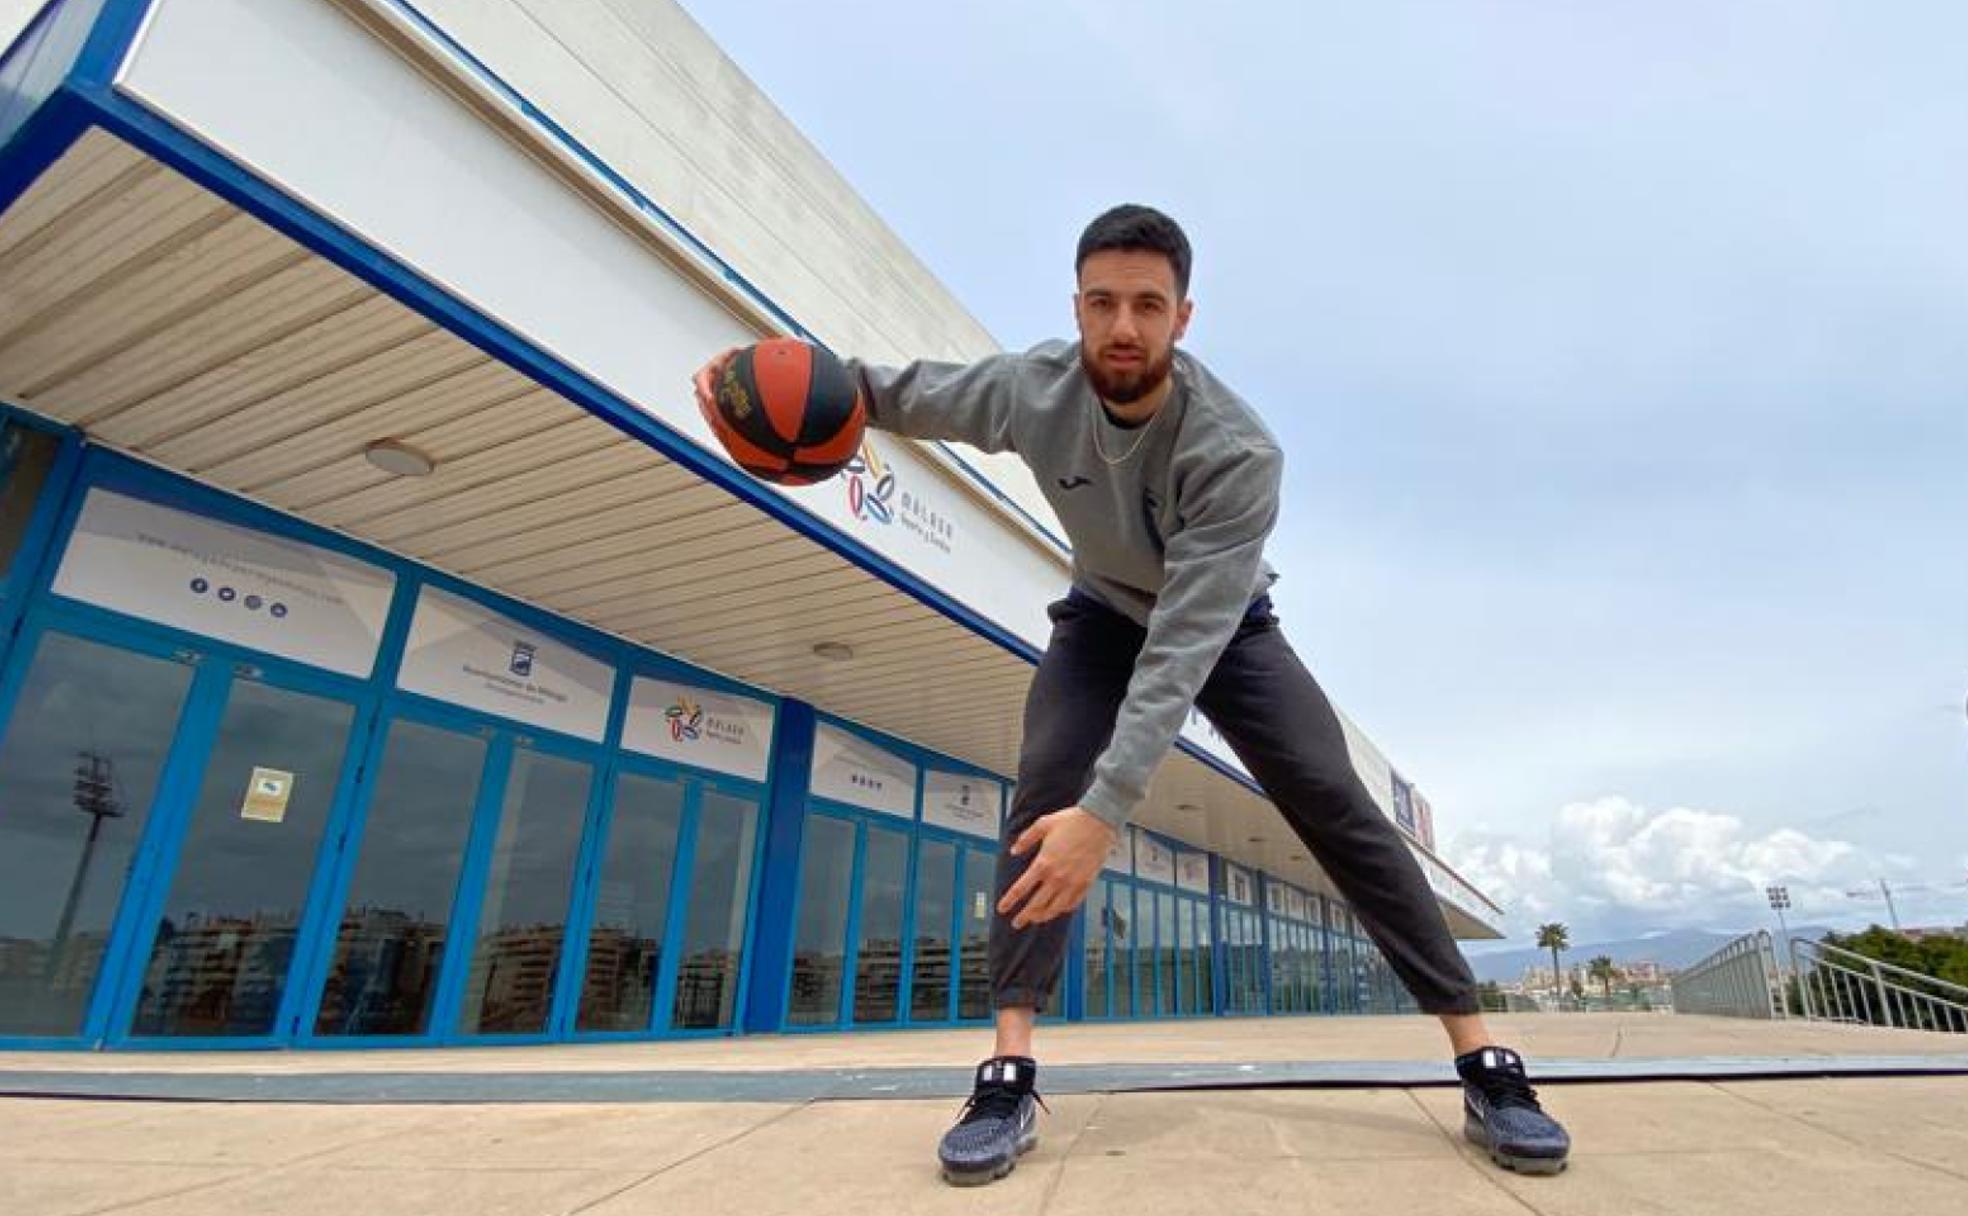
[693,205,1571,1186]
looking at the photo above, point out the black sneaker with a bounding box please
[1457,1046,1571,1175]
[937,1056,1044,1186]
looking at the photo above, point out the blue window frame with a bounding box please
[778,716,1009,1033]
[0,446,777,1049]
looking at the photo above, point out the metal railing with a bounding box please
[1789,938,1968,1033]
[1670,930,1784,1019]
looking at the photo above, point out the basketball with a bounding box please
[704,338,866,485]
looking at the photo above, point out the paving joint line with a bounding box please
[1704,1079,1968,1187]
[565,1099,812,1214]
[1035,1091,1105,1216]
[1402,1089,1550,1216]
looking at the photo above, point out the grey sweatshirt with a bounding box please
[848,340,1282,830]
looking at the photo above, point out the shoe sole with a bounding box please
[1464,1117,1568,1176]
[940,1130,1040,1187]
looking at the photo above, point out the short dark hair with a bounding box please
[1076,204,1192,298]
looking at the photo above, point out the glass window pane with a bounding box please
[1133,887,1156,1017]
[671,788,758,1031]
[1083,879,1109,1019]
[1228,911,1240,1007]
[0,424,59,576]
[1188,893,1204,1007]
[0,634,191,1037]
[1291,924,1306,1007]
[133,679,355,1037]
[1172,897,1192,1015]
[315,719,486,1037]
[788,815,855,1026]
[1149,889,1165,1015]
[457,748,591,1036]
[956,848,995,1020]
[852,826,908,1025]
[909,839,955,1021]
[1110,884,1134,1018]
[576,771,685,1033]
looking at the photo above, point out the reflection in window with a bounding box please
[1135,888,1159,1017]
[0,634,190,1036]
[457,749,590,1036]
[852,826,908,1024]
[909,840,955,1021]
[0,423,59,576]
[956,849,995,1020]
[133,680,355,1037]
[577,772,684,1033]
[1083,879,1110,1019]
[315,720,486,1037]
[1192,901,1214,1015]
[787,815,854,1026]
[671,788,758,1030]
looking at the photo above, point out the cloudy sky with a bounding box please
[687,0,1968,947]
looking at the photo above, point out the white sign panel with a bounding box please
[54,488,395,677]
[1224,864,1255,907]
[397,586,615,741]
[810,723,916,818]
[1134,830,1176,886]
[922,770,1002,840]
[1176,851,1211,895]
[622,676,775,780]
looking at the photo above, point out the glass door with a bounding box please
[0,630,195,1041]
[120,667,366,1042]
[308,714,493,1041]
[908,838,957,1023]
[850,822,909,1026]
[786,812,856,1027]
[453,742,596,1038]
[667,784,760,1032]
[574,767,686,1034]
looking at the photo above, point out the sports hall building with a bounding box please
[0,0,1500,1052]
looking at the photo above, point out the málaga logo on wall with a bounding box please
[843,442,956,554]
[508,640,536,678]
[844,444,895,524]
[664,695,750,748]
[665,696,704,742]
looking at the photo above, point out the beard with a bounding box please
[1080,342,1175,406]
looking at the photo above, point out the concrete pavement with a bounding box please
[4,1014,1966,1216]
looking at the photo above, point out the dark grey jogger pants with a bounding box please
[989,589,1482,1016]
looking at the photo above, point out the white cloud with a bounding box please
[1445,795,1907,942]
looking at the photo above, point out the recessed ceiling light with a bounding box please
[811,641,855,662]
[364,439,435,477]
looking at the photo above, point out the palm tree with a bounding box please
[1588,955,1619,1003]
[1535,923,1569,1003]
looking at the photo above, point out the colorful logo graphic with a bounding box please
[844,444,895,524]
[666,696,704,742]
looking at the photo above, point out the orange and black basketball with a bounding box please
[706,339,866,486]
